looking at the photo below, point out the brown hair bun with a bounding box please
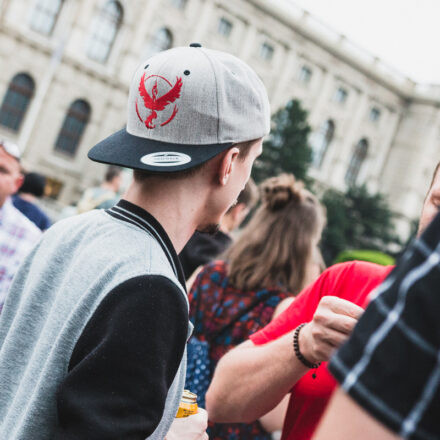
[261,173,304,211]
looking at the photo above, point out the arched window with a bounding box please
[55,100,91,156]
[86,1,123,63]
[311,120,334,168]
[145,28,173,58]
[345,138,369,186]
[0,73,35,131]
[29,0,63,35]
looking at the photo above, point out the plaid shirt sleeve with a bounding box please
[329,211,440,440]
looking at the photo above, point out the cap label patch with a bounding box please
[140,152,191,167]
[135,73,183,129]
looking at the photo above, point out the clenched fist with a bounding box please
[298,296,364,364]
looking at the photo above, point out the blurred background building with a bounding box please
[0,0,439,238]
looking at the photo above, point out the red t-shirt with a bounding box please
[249,261,394,440]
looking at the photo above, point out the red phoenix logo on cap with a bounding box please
[135,73,183,129]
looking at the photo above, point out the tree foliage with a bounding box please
[320,185,399,265]
[252,99,312,184]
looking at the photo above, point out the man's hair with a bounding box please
[105,166,122,183]
[18,172,46,197]
[133,139,257,183]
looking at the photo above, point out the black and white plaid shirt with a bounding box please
[329,211,440,440]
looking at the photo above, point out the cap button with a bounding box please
[189,43,202,48]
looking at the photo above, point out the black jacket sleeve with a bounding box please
[54,275,188,440]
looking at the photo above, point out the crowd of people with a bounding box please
[0,43,438,440]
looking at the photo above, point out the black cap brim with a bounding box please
[88,128,233,173]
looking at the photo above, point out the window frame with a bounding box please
[29,0,64,35]
[345,138,369,186]
[86,0,123,64]
[54,99,91,157]
[311,119,335,169]
[0,73,35,132]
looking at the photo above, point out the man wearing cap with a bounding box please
[0,44,270,440]
[0,140,41,312]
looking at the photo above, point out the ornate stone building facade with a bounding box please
[0,0,439,238]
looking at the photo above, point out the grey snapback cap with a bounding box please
[88,44,270,172]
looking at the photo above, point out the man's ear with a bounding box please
[218,147,240,186]
[13,174,24,194]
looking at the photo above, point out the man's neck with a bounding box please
[18,193,36,203]
[123,179,208,253]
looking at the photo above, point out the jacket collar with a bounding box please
[107,200,186,290]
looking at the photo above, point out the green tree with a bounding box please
[252,99,312,184]
[320,185,399,265]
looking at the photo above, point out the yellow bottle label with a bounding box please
[175,402,198,418]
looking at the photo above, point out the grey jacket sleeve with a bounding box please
[55,275,188,440]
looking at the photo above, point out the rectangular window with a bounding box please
[86,2,122,64]
[29,0,62,35]
[218,17,233,38]
[87,15,117,63]
[369,107,381,122]
[260,42,274,61]
[333,87,348,104]
[298,65,312,85]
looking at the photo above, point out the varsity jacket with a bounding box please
[0,200,190,440]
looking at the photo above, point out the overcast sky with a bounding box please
[290,0,440,84]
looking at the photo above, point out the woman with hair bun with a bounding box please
[188,174,326,440]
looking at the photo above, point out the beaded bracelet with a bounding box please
[293,323,321,369]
